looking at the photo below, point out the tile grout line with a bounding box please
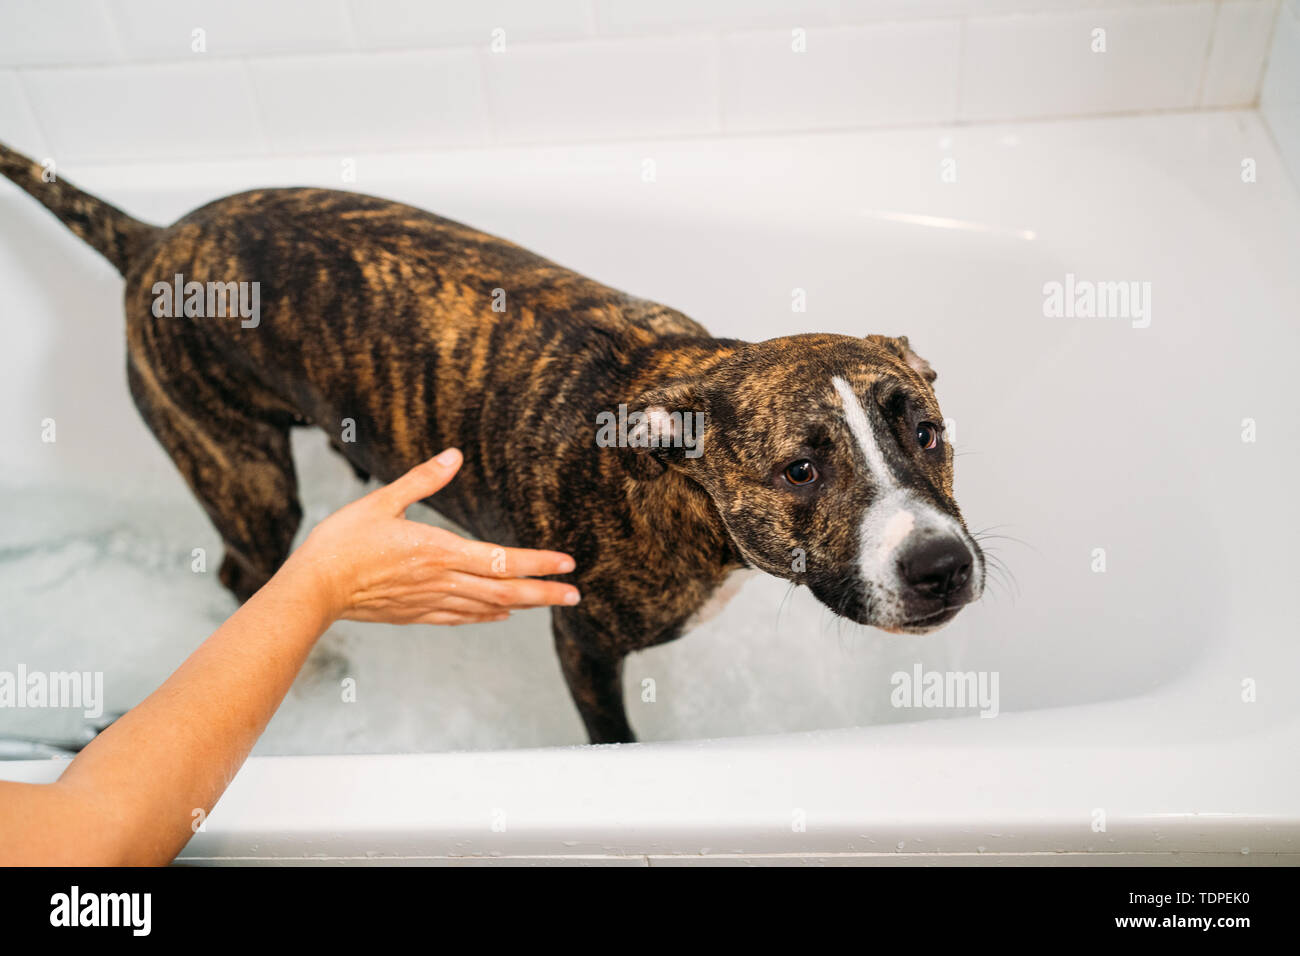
[1194,0,1224,107]
[1252,0,1288,108]
[11,69,55,161]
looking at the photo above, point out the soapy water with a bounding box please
[0,431,981,755]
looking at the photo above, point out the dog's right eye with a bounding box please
[916,422,940,450]
[783,459,819,486]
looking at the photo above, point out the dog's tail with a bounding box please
[1,141,158,275]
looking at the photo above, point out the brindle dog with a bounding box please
[1,142,984,744]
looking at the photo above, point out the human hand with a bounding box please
[287,448,579,625]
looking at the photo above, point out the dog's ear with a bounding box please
[613,378,709,480]
[866,334,936,384]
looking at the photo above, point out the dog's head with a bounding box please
[629,333,983,633]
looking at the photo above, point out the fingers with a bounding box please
[418,610,509,626]
[403,594,557,627]
[439,569,580,608]
[354,448,583,622]
[372,448,463,515]
[437,594,518,617]
[454,540,576,579]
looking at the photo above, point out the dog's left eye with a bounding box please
[784,459,819,486]
[916,422,940,450]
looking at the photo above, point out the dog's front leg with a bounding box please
[551,609,634,744]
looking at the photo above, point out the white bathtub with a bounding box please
[2,110,1298,864]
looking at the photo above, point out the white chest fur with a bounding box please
[684,568,760,632]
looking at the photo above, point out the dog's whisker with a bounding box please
[773,580,799,636]
[972,528,1038,556]
[980,553,1020,601]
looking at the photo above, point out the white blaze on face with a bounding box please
[831,377,895,492]
[831,376,972,617]
[878,508,915,559]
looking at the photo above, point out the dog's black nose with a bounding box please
[899,537,972,599]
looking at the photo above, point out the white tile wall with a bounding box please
[19,61,267,163]
[962,4,1217,121]
[1261,0,1300,185]
[1203,0,1279,107]
[349,0,593,51]
[0,0,1285,163]
[596,0,840,34]
[110,0,355,59]
[840,1,971,21]
[721,22,960,131]
[0,0,123,67]
[0,70,48,157]
[249,50,488,154]
[484,35,719,143]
